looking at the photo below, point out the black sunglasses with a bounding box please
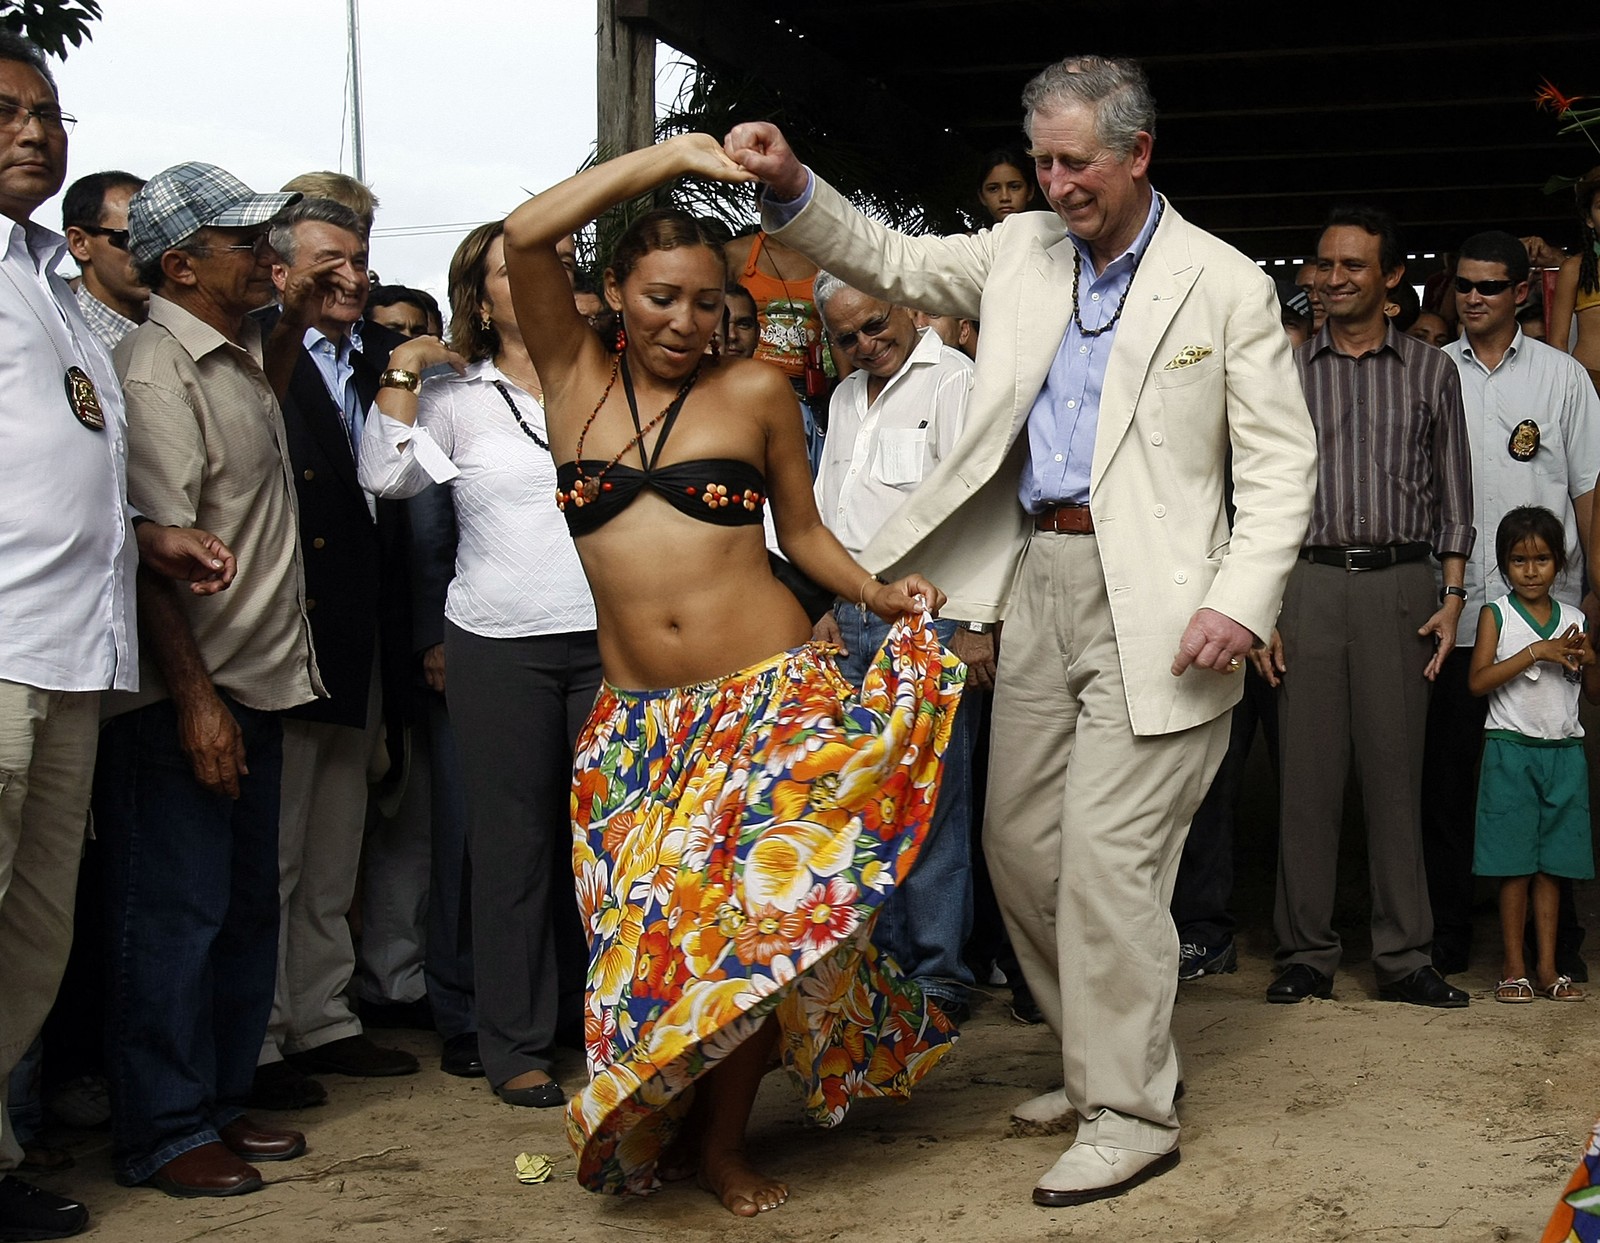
[1453,276,1515,297]
[831,313,893,351]
[79,225,130,251]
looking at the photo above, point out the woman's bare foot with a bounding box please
[698,1146,788,1215]
[501,1069,554,1091]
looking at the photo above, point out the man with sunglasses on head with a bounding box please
[1261,206,1473,1010]
[1421,230,1600,981]
[96,161,349,1200]
[63,170,147,350]
[0,37,237,1241]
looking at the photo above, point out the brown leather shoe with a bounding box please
[218,1117,307,1162]
[144,1142,263,1198]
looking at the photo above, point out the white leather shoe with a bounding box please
[1010,1087,1073,1130]
[1032,1141,1180,1207]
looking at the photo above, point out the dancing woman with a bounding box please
[384,135,964,1215]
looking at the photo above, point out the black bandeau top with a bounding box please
[555,458,767,537]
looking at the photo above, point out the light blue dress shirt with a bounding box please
[304,320,365,461]
[1018,193,1163,511]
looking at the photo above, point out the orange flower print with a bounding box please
[733,904,801,966]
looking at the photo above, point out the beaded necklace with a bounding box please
[557,352,702,509]
[1070,195,1165,339]
[492,378,548,450]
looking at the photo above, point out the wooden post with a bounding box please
[597,0,654,158]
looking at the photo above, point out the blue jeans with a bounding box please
[95,697,283,1185]
[832,605,974,1007]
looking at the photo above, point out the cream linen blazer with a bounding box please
[771,177,1317,736]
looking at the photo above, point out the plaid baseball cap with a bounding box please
[126,162,301,266]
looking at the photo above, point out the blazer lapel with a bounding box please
[1006,232,1078,450]
[1092,204,1200,490]
[292,350,361,493]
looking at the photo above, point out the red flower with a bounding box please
[1535,77,1584,116]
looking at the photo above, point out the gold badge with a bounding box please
[64,365,105,431]
[1508,419,1540,462]
[1163,345,1214,370]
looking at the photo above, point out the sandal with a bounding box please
[1494,977,1534,1004]
[1540,975,1585,1002]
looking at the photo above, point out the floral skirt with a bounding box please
[567,614,965,1194]
[1546,1116,1600,1241]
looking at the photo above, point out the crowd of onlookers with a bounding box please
[5,22,1600,1237]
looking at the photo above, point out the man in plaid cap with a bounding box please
[97,161,355,1198]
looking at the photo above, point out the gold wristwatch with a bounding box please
[378,367,421,393]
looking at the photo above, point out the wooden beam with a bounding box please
[598,0,655,156]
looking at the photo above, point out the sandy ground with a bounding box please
[31,920,1599,1243]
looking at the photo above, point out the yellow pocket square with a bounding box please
[1163,345,1214,370]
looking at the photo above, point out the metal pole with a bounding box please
[347,0,366,183]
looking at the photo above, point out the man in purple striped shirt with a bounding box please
[1254,206,1474,1009]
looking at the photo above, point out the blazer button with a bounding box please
[1154,504,1167,518]
[305,598,317,612]
[313,537,326,549]
[1173,571,1187,584]
[1150,432,1164,446]
[303,469,315,481]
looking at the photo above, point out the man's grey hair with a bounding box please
[1021,54,1156,158]
[267,196,366,265]
[812,269,850,321]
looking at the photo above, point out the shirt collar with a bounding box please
[147,292,265,365]
[1067,190,1163,278]
[5,214,66,274]
[1458,326,1523,374]
[1306,318,1406,362]
[303,317,364,361]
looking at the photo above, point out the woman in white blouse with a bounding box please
[359,221,594,1109]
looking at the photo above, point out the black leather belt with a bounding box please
[1301,542,1431,572]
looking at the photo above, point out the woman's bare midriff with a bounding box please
[576,499,816,690]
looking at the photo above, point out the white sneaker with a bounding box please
[1010,1087,1073,1130]
[1032,1141,1180,1207]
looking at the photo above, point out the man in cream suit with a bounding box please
[726,54,1316,1205]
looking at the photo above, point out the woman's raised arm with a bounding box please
[502,135,756,395]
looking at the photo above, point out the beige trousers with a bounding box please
[0,681,99,1169]
[260,665,383,1062]
[985,534,1229,1155]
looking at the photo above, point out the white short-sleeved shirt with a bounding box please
[1483,592,1586,741]
[1444,331,1600,644]
[814,327,972,555]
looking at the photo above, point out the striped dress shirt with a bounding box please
[1294,323,1474,558]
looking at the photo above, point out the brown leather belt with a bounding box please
[1035,502,1094,534]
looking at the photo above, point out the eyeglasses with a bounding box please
[1454,276,1515,297]
[188,234,276,260]
[78,225,129,250]
[830,312,894,351]
[0,99,76,134]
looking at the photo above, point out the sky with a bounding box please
[41,0,690,308]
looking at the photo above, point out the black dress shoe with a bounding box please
[288,1035,419,1078]
[0,1175,89,1239]
[441,1033,484,1079]
[495,1078,565,1109]
[1378,965,1469,1008]
[246,1060,326,1111]
[1266,963,1334,1003]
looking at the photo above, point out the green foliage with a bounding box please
[0,0,103,59]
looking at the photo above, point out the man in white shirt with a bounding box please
[0,35,232,1241]
[1424,229,1600,978]
[811,271,983,1021]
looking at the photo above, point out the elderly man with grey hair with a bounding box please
[246,195,421,1112]
[726,53,1316,1204]
[808,268,980,1023]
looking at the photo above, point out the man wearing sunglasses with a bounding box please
[63,170,147,351]
[1262,206,1473,1010]
[1422,230,1600,980]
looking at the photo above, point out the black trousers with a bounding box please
[445,623,600,1087]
